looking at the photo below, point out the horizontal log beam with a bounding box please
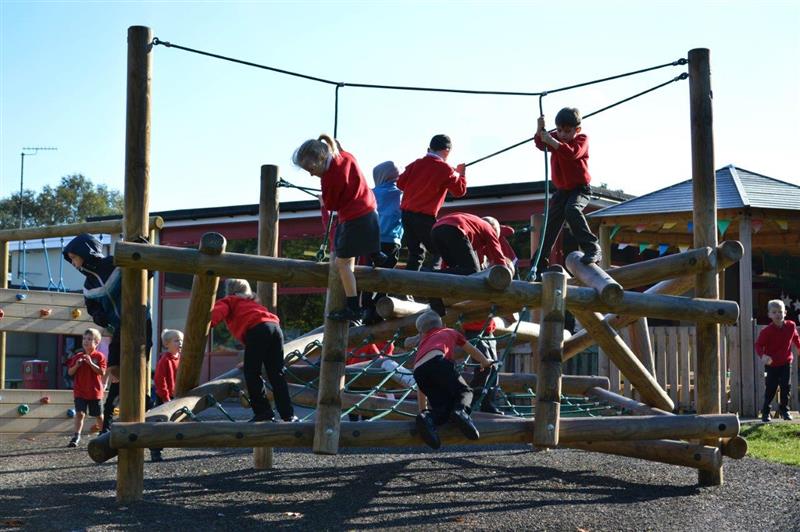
[114,242,739,324]
[0,216,164,242]
[567,439,721,471]
[106,413,739,450]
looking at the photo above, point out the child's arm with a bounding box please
[85,354,105,376]
[463,342,493,369]
[67,359,80,377]
[404,334,421,349]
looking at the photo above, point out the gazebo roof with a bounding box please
[588,165,800,218]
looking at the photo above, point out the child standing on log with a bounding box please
[533,108,601,278]
[293,135,384,323]
[408,311,493,449]
[397,134,467,272]
[362,161,404,325]
[211,279,296,423]
[755,299,800,422]
[66,328,107,447]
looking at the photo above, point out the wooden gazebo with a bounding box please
[588,165,800,416]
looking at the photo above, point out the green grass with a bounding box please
[740,423,800,467]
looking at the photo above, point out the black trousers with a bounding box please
[363,242,401,310]
[401,210,439,271]
[763,364,791,410]
[536,186,599,272]
[244,322,294,421]
[430,224,481,276]
[413,357,473,425]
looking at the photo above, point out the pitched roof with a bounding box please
[588,165,800,218]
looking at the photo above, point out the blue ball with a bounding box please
[67,408,76,418]
[16,293,26,301]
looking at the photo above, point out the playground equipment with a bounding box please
[84,26,738,503]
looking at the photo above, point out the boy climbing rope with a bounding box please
[533,107,601,278]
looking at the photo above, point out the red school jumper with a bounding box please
[397,154,467,216]
[321,150,376,222]
[154,351,181,402]
[755,319,800,367]
[413,327,467,366]
[68,350,107,400]
[533,132,591,190]
[210,296,280,344]
[433,212,508,266]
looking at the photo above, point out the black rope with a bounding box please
[277,177,321,199]
[465,73,688,167]
[152,38,684,98]
[334,83,343,137]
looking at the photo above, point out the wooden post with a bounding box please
[258,165,280,311]
[313,258,348,454]
[117,24,152,503]
[737,214,755,417]
[572,310,674,411]
[175,233,226,396]
[597,226,612,381]
[0,240,7,387]
[689,47,722,486]
[254,164,280,469]
[628,318,655,376]
[533,266,566,448]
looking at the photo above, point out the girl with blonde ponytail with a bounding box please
[293,135,384,322]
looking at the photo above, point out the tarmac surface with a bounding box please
[1,402,798,531]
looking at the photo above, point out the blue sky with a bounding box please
[1,1,798,213]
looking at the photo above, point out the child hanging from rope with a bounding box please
[293,135,385,323]
[397,134,467,273]
[211,279,297,423]
[533,108,601,278]
[407,311,494,449]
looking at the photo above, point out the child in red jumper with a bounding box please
[533,108,600,277]
[150,329,183,461]
[66,328,107,447]
[211,279,296,422]
[755,299,800,422]
[407,311,494,449]
[154,329,182,404]
[397,134,467,272]
[293,135,384,322]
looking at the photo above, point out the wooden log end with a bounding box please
[87,431,118,463]
[199,232,227,255]
[717,240,744,266]
[486,265,513,290]
[600,283,624,306]
[721,436,748,459]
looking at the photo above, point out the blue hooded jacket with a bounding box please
[372,161,403,245]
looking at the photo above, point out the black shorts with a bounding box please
[334,211,380,259]
[74,398,102,417]
[108,318,153,367]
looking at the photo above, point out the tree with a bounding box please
[0,174,123,228]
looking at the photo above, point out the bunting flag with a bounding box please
[610,224,621,240]
[717,219,731,236]
[752,219,763,233]
[687,221,693,232]
[658,244,669,256]
[617,243,629,250]
[635,223,647,233]
[639,242,649,254]
[662,222,676,230]
[678,245,689,253]
[776,220,789,231]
